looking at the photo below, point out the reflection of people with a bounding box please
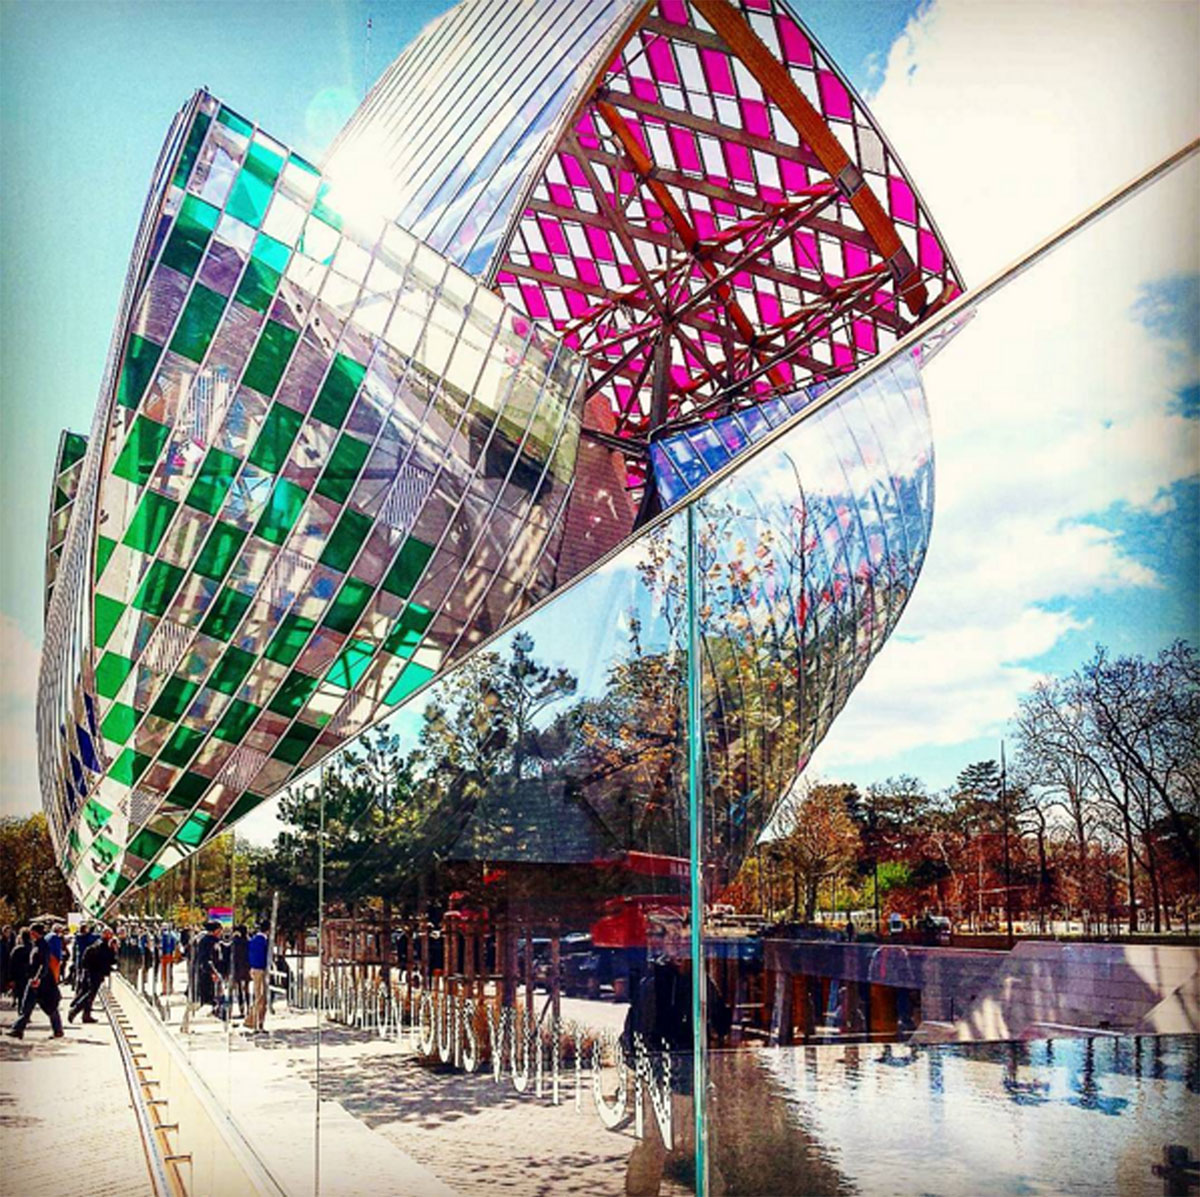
[623,918,730,1196]
[69,929,117,1023]
[245,921,269,1032]
[844,916,856,942]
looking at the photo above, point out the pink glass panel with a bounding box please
[818,71,852,121]
[888,175,917,224]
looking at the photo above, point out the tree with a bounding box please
[0,814,74,923]
[774,783,861,921]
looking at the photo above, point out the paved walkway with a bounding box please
[0,993,155,1197]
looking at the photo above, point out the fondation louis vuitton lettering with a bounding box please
[40,0,961,917]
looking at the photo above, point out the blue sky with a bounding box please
[1,0,1195,821]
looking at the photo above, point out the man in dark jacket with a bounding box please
[68,929,118,1023]
[230,925,250,1019]
[7,923,64,1038]
[190,922,221,1013]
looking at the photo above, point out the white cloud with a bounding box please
[0,614,43,818]
[812,0,1200,782]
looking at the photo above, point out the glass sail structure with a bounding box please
[39,0,959,923]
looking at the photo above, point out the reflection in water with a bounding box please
[713,1035,1200,1197]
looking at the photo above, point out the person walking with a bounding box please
[8,923,64,1039]
[68,929,118,1023]
[7,929,31,1008]
[159,925,178,995]
[230,925,250,1019]
[70,923,99,990]
[0,925,13,998]
[245,920,269,1032]
[45,924,66,985]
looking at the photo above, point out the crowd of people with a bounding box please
[0,917,275,1038]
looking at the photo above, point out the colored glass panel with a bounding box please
[312,181,343,231]
[193,520,247,580]
[122,490,178,554]
[225,792,266,823]
[94,535,117,582]
[327,639,375,689]
[132,560,185,616]
[255,477,307,544]
[82,798,111,835]
[234,257,281,314]
[242,320,298,397]
[208,645,255,694]
[322,576,372,633]
[185,447,241,516]
[271,720,319,764]
[251,231,290,272]
[382,603,433,658]
[310,353,366,428]
[127,827,167,861]
[166,770,210,808]
[200,586,252,641]
[213,698,260,743]
[93,595,124,648]
[151,676,200,721]
[264,612,316,666]
[319,508,372,573]
[246,140,284,187]
[383,662,435,706]
[381,536,434,599]
[176,810,214,847]
[160,194,220,277]
[315,433,369,503]
[172,111,211,188]
[62,431,88,467]
[227,165,273,227]
[100,702,140,745]
[112,415,171,486]
[159,724,205,767]
[216,105,252,137]
[110,748,152,786]
[248,402,303,472]
[268,670,319,716]
[115,335,163,410]
[94,652,134,700]
[169,282,226,363]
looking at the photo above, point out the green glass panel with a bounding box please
[54,486,71,511]
[252,232,290,272]
[82,797,111,834]
[151,676,200,721]
[327,639,375,690]
[382,602,433,658]
[216,105,252,136]
[122,490,177,554]
[319,508,372,573]
[268,670,319,717]
[100,702,140,745]
[172,111,211,188]
[159,724,204,767]
[384,663,435,706]
[200,586,252,641]
[193,520,247,580]
[312,182,343,231]
[271,720,320,765]
[256,477,306,544]
[166,770,210,808]
[127,827,168,862]
[213,698,260,743]
[234,257,281,314]
[322,577,372,634]
[110,748,152,786]
[147,864,167,881]
[208,645,255,694]
[315,433,369,504]
[248,402,303,473]
[116,335,163,410]
[381,536,435,599]
[61,432,88,468]
[185,447,241,516]
[169,283,225,363]
[290,152,319,175]
[246,140,283,187]
[94,652,134,700]
[311,353,366,428]
[264,612,315,666]
[132,560,185,617]
[95,535,117,583]
[227,167,273,228]
[242,320,298,397]
[93,594,124,648]
[160,194,220,277]
[112,415,171,486]
[176,811,214,847]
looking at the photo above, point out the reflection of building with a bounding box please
[38,0,960,914]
